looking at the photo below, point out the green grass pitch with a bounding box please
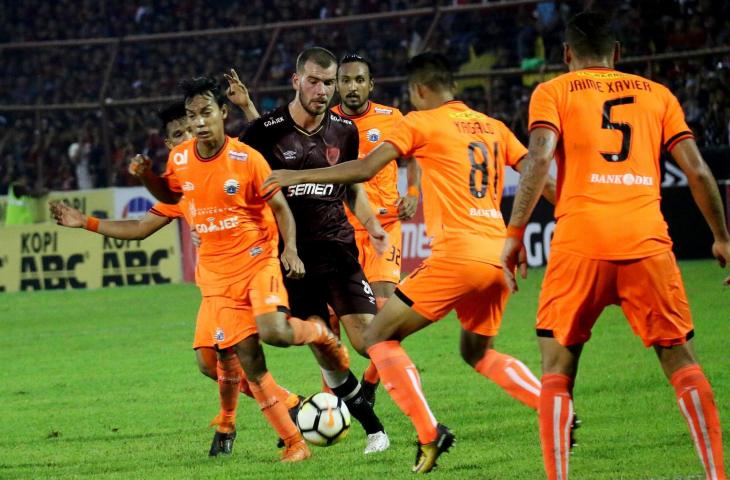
[1,260,727,479]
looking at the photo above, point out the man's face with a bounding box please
[337,62,373,111]
[164,117,194,149]
[294,60,337,116]
[185,93,227,143]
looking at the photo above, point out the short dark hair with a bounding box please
[565,11,615,58]
[179,75,226,107]
[405,52,454,91]
[338,53,374,78]
[296,47,337,73]
[156,101,187,133]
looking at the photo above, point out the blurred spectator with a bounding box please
[1,0,728,192]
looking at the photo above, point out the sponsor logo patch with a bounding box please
[229,151,248,161]
[182,181,195,191]
[589,173,654,186]
[373,107,393,115]
[250,246,263,257]
[283,150,297,161]
[264,116,284,127]
[214,328,225,342]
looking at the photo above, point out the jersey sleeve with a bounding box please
[661,89,694,152]
[162,152,182,193]
[528,81,562,136]
[500,122,529,167]
[149,202,182,218]
[247,149,279,202]
[384,113,425,157]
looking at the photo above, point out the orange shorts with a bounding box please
[537,250,694,347]
[355,220,402,285]
[193,258,288,350]
[396,256,509,336]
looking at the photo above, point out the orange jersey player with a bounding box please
[331,53,421,405]
[52,102,303,458]
[501,12,728,480]
[131,76,357,463]
[265,52,556,473]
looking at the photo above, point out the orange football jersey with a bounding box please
[529,67,693,259]
[332,101,404,228]
[385,100,527,265]
[162,136,280,293]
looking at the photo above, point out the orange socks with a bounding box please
[215,354,243,433]
[671,364,726,480]
[363,361,380,384]
[250,372,301,447]
[289,316,328,345]
[475,349,540,410]
[368,340,438,444]
[539,374,574,480]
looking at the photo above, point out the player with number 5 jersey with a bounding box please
[501,11,728,480]
[264,52,556,473]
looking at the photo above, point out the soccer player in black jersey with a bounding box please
[240,47,390,454]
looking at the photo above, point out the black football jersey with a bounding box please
[241,105,360,247]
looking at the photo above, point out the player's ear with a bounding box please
[220,103,228,120]
[164,138,173,150]
[613,41,621,64]
[291,72,300,91]
[563,43,571,66]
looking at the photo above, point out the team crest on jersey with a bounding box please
[182,181,195,191]
[326,146,340,165]
[366,128,381,143]
[223,179,240,195]
[229,150,248,161]
[214,328,225,342]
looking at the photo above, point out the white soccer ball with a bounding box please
[296,392,351,446]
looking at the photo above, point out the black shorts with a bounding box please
[284,241,377,321]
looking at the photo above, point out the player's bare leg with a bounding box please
[460,330,540,410]
[655,340,726,479]
[232,333,310,462]
[196,347,218,380]
[364,295,454,473]
[255,311,349,371]
[359,281,396,406]
[537,338,584,480]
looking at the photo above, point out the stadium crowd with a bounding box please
[1,0,729,193]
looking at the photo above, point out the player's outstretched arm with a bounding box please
[49,201,170,240]
[263,142,399,190]
[128,154,181,204]
[224,68,260,122]
[346,183,388,255]
[267,191,305,279]
[397,158,421,220]
[501,127,558,292]
[671,138,730,283]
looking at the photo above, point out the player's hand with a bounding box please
[281,246,305,279]
[711,239,730,285]
[263,170,300,193]
[224,69,252,109]
[500,236,527,293]
[128,154,151,178]
[49,201,84,228]
[190,229,201,248]
[396,194,418,220]
[368,221,389,255]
